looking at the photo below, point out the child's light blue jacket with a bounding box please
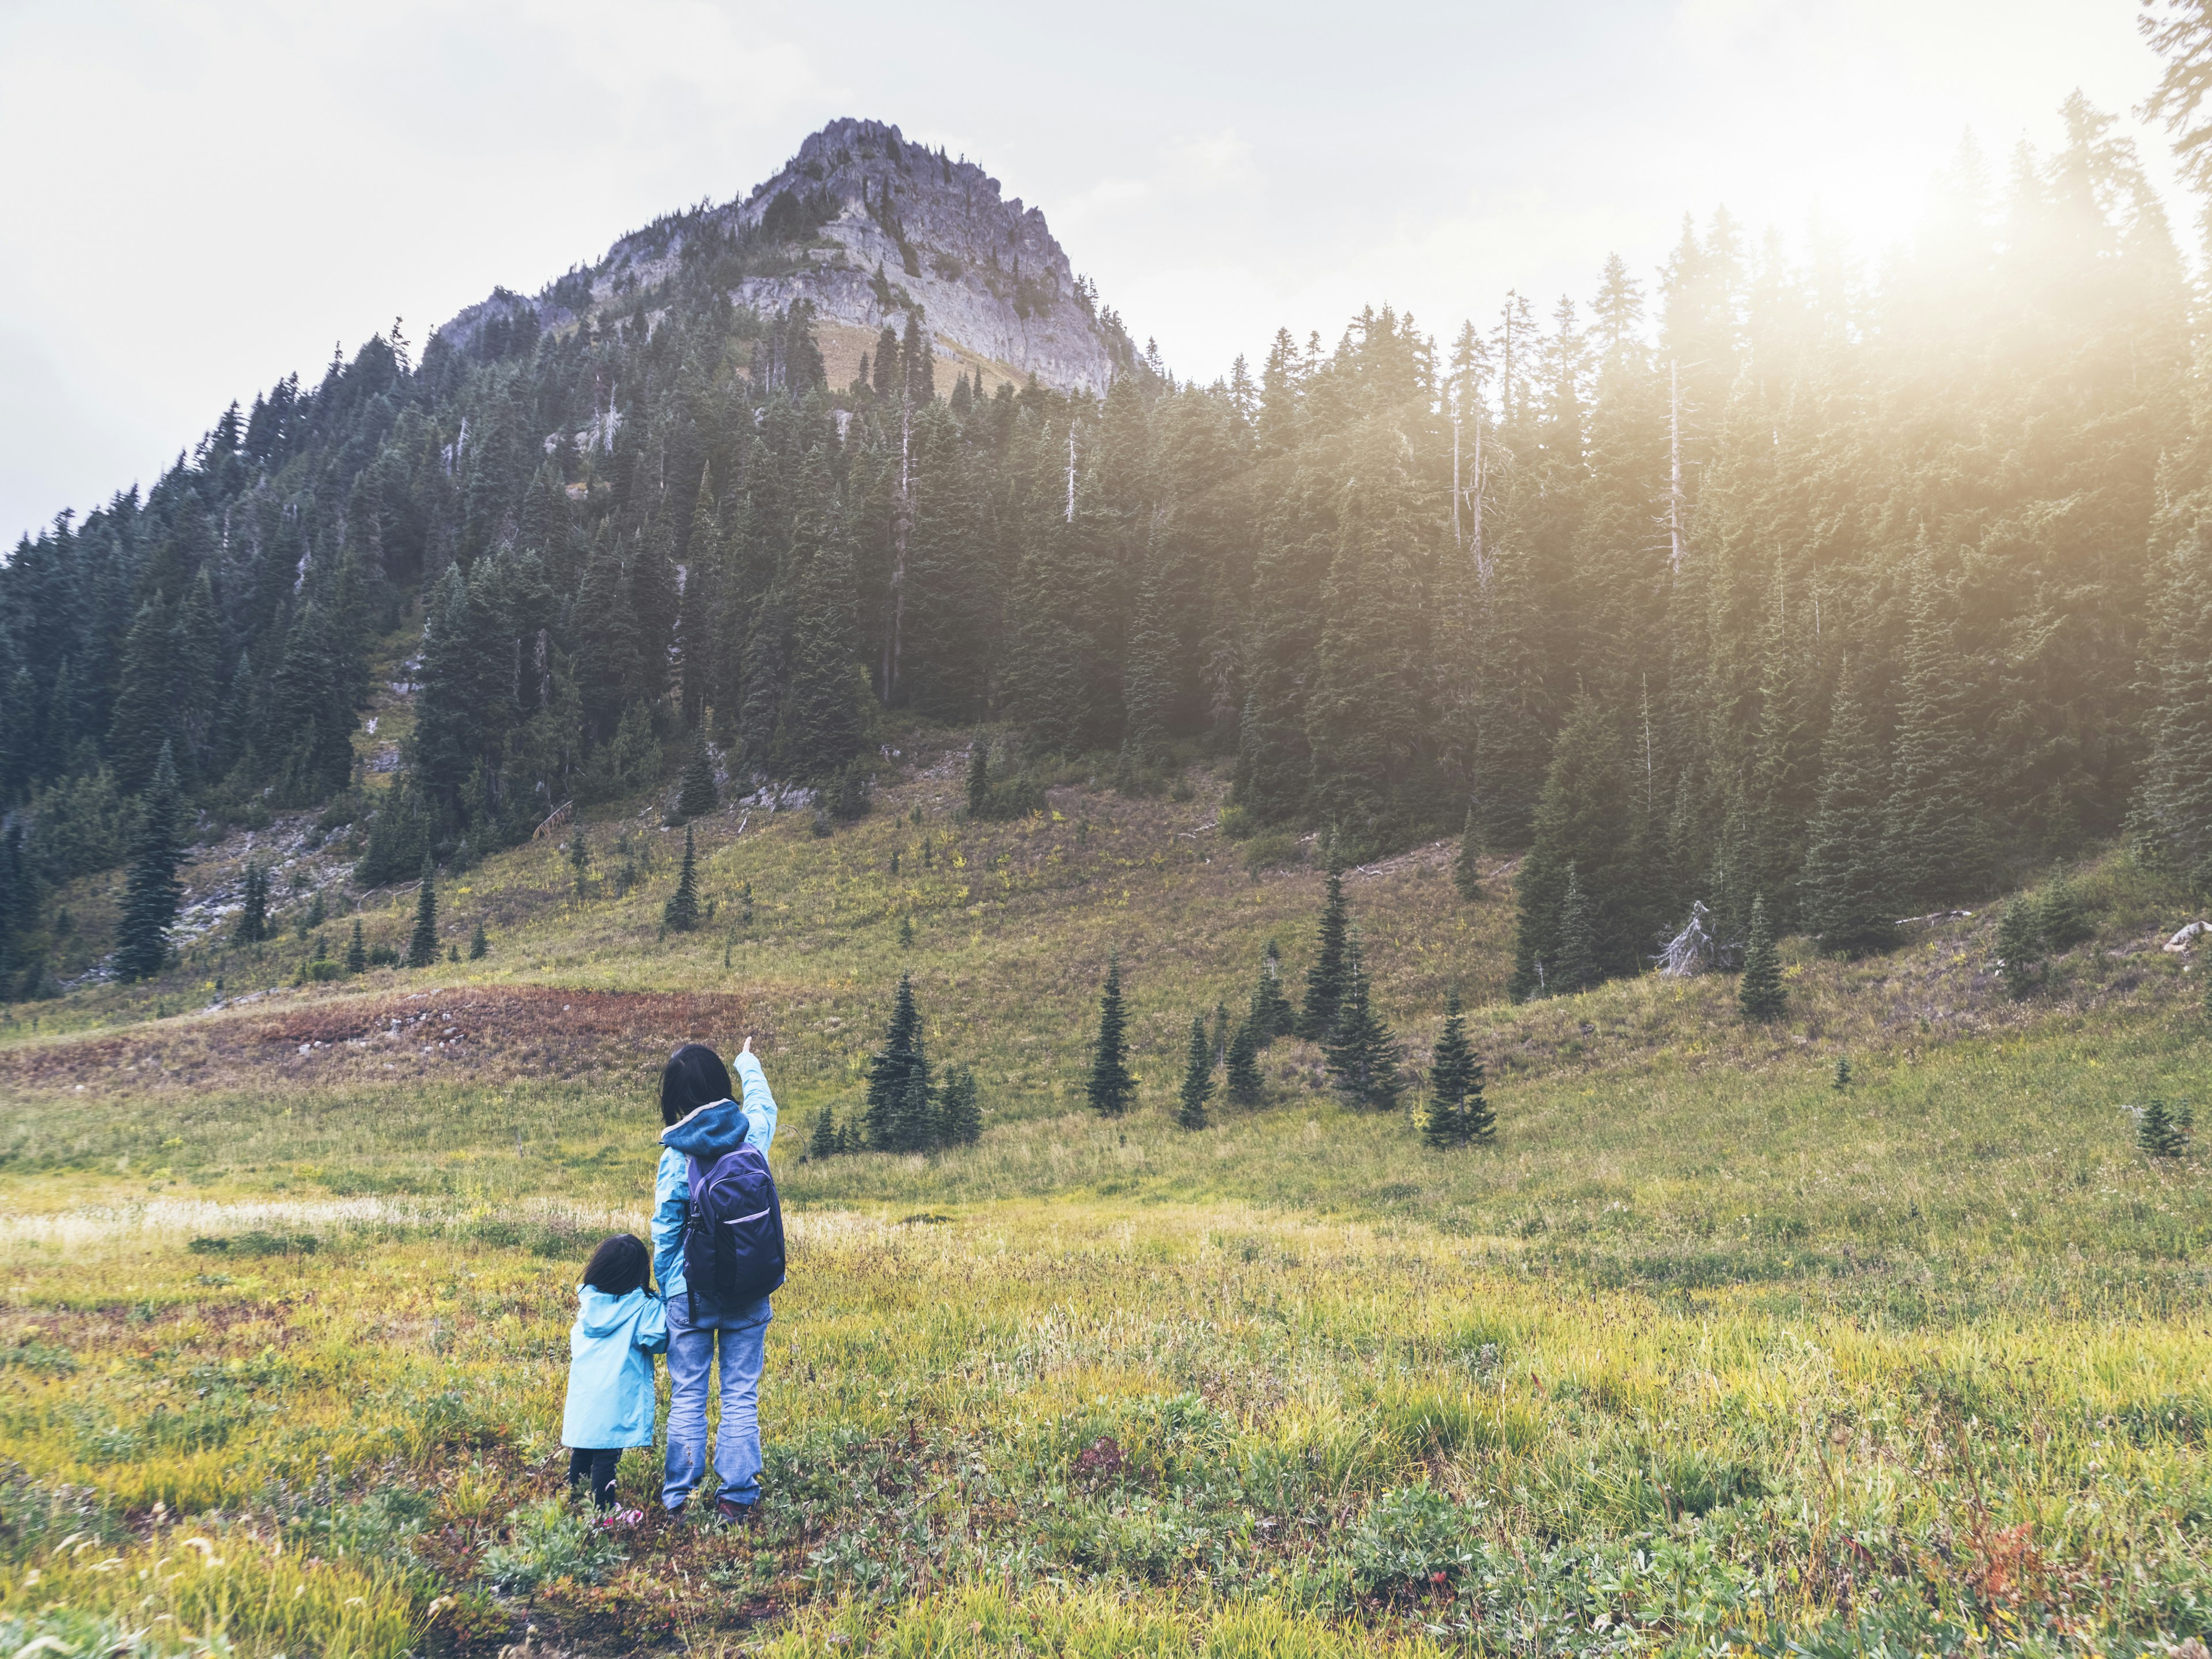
[560,1284,669,1449]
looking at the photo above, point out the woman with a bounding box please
[654,1037,778,1520]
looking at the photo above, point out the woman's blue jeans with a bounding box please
[662,1291,769,1510]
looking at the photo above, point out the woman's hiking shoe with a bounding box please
[715,1498,756,1525]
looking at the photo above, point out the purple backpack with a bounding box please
[681,1142,786,1316]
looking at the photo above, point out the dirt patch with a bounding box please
[0,986,759,1097]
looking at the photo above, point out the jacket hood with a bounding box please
[576,1283,651,1338]
[661,1096,749,1160]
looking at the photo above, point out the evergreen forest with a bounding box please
[5,94,2212,996]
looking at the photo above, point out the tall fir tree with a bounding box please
[1552,865,1599,995]
[1737,893,1786,1020]
[234,862,270,945]
[934,1065,982,1146]
[1175,1014,1214,1129]
[1885,560,1991,908]
[1252,939,1296,1040]
[1423,988,1489,1147]
[1453,809,1484,900]
[345,917,367,975]
[1297,872,1351,1039]
[1087,956,1137,1116]
[677,728,718,819]
[113,743,182,982]
[864,974,928,1148]
[664,826,701,931]
[406,857,440,968]
[1801,664,1898,956]
[1323,940,1399,1111]
[2140,523,2212,878]
[1224,1017,1266,1106]
[1509,692,1645,1000]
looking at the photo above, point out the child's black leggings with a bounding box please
[567,1447,622,1510]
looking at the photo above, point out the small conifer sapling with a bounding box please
[344,918,367,975]
[2138,1098,2193,1160]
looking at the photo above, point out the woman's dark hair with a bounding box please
[660,1043,732,1127]
[582,1233,650,1297]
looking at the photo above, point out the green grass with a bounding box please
[0,741,2207,1654]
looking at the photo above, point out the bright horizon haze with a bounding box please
[0,0,2181,547]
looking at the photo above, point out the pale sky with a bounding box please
[0,0,2181,546]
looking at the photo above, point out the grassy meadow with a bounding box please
[0,735,2207,1656]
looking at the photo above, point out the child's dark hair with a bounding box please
[660,1043,732,1127]
[582,1233,650,1297]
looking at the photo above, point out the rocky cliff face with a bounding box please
[440,119,1127,395]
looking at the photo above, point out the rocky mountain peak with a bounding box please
[440,119,1128,395]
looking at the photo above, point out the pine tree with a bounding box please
[677,728,718,819]
[664,826,700,931]
[406,857,440,969]
[1996,897,2045,999]
[1452,809,1484,900]
[1297,872,1351,1039]
[1425,989,1487,1148]
[1176,1015,1215,1130]
[1323,940,1399,1111]
[109,597,177,794]
[1737,894,1786,1021]
[865,974,928,1147]
[1801,665,1899,957]
[568,823,590,895]
[1553,865,1599,995]
[2036,873,2093,950]
[234,862,270,945]
[1224,1018,1266,1107]
[1885,559,1991,908]
[966,734,989,817]
[345,918,367,975]
[2137,1097,2192,1159]
[892,1069,933,1153]
[1252,939,1294,1039]
[2139,525,2212,876]
[809,1104,840,1160]
[1508,692,1643,1001]
[1087,957,1137,1116]
[935,1065,982,1145]
[778,448,871,778]
[898,914,914,948]
[114,743,182,982]
[468,921,488,960]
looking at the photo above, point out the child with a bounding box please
[560,1233,668,1512]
